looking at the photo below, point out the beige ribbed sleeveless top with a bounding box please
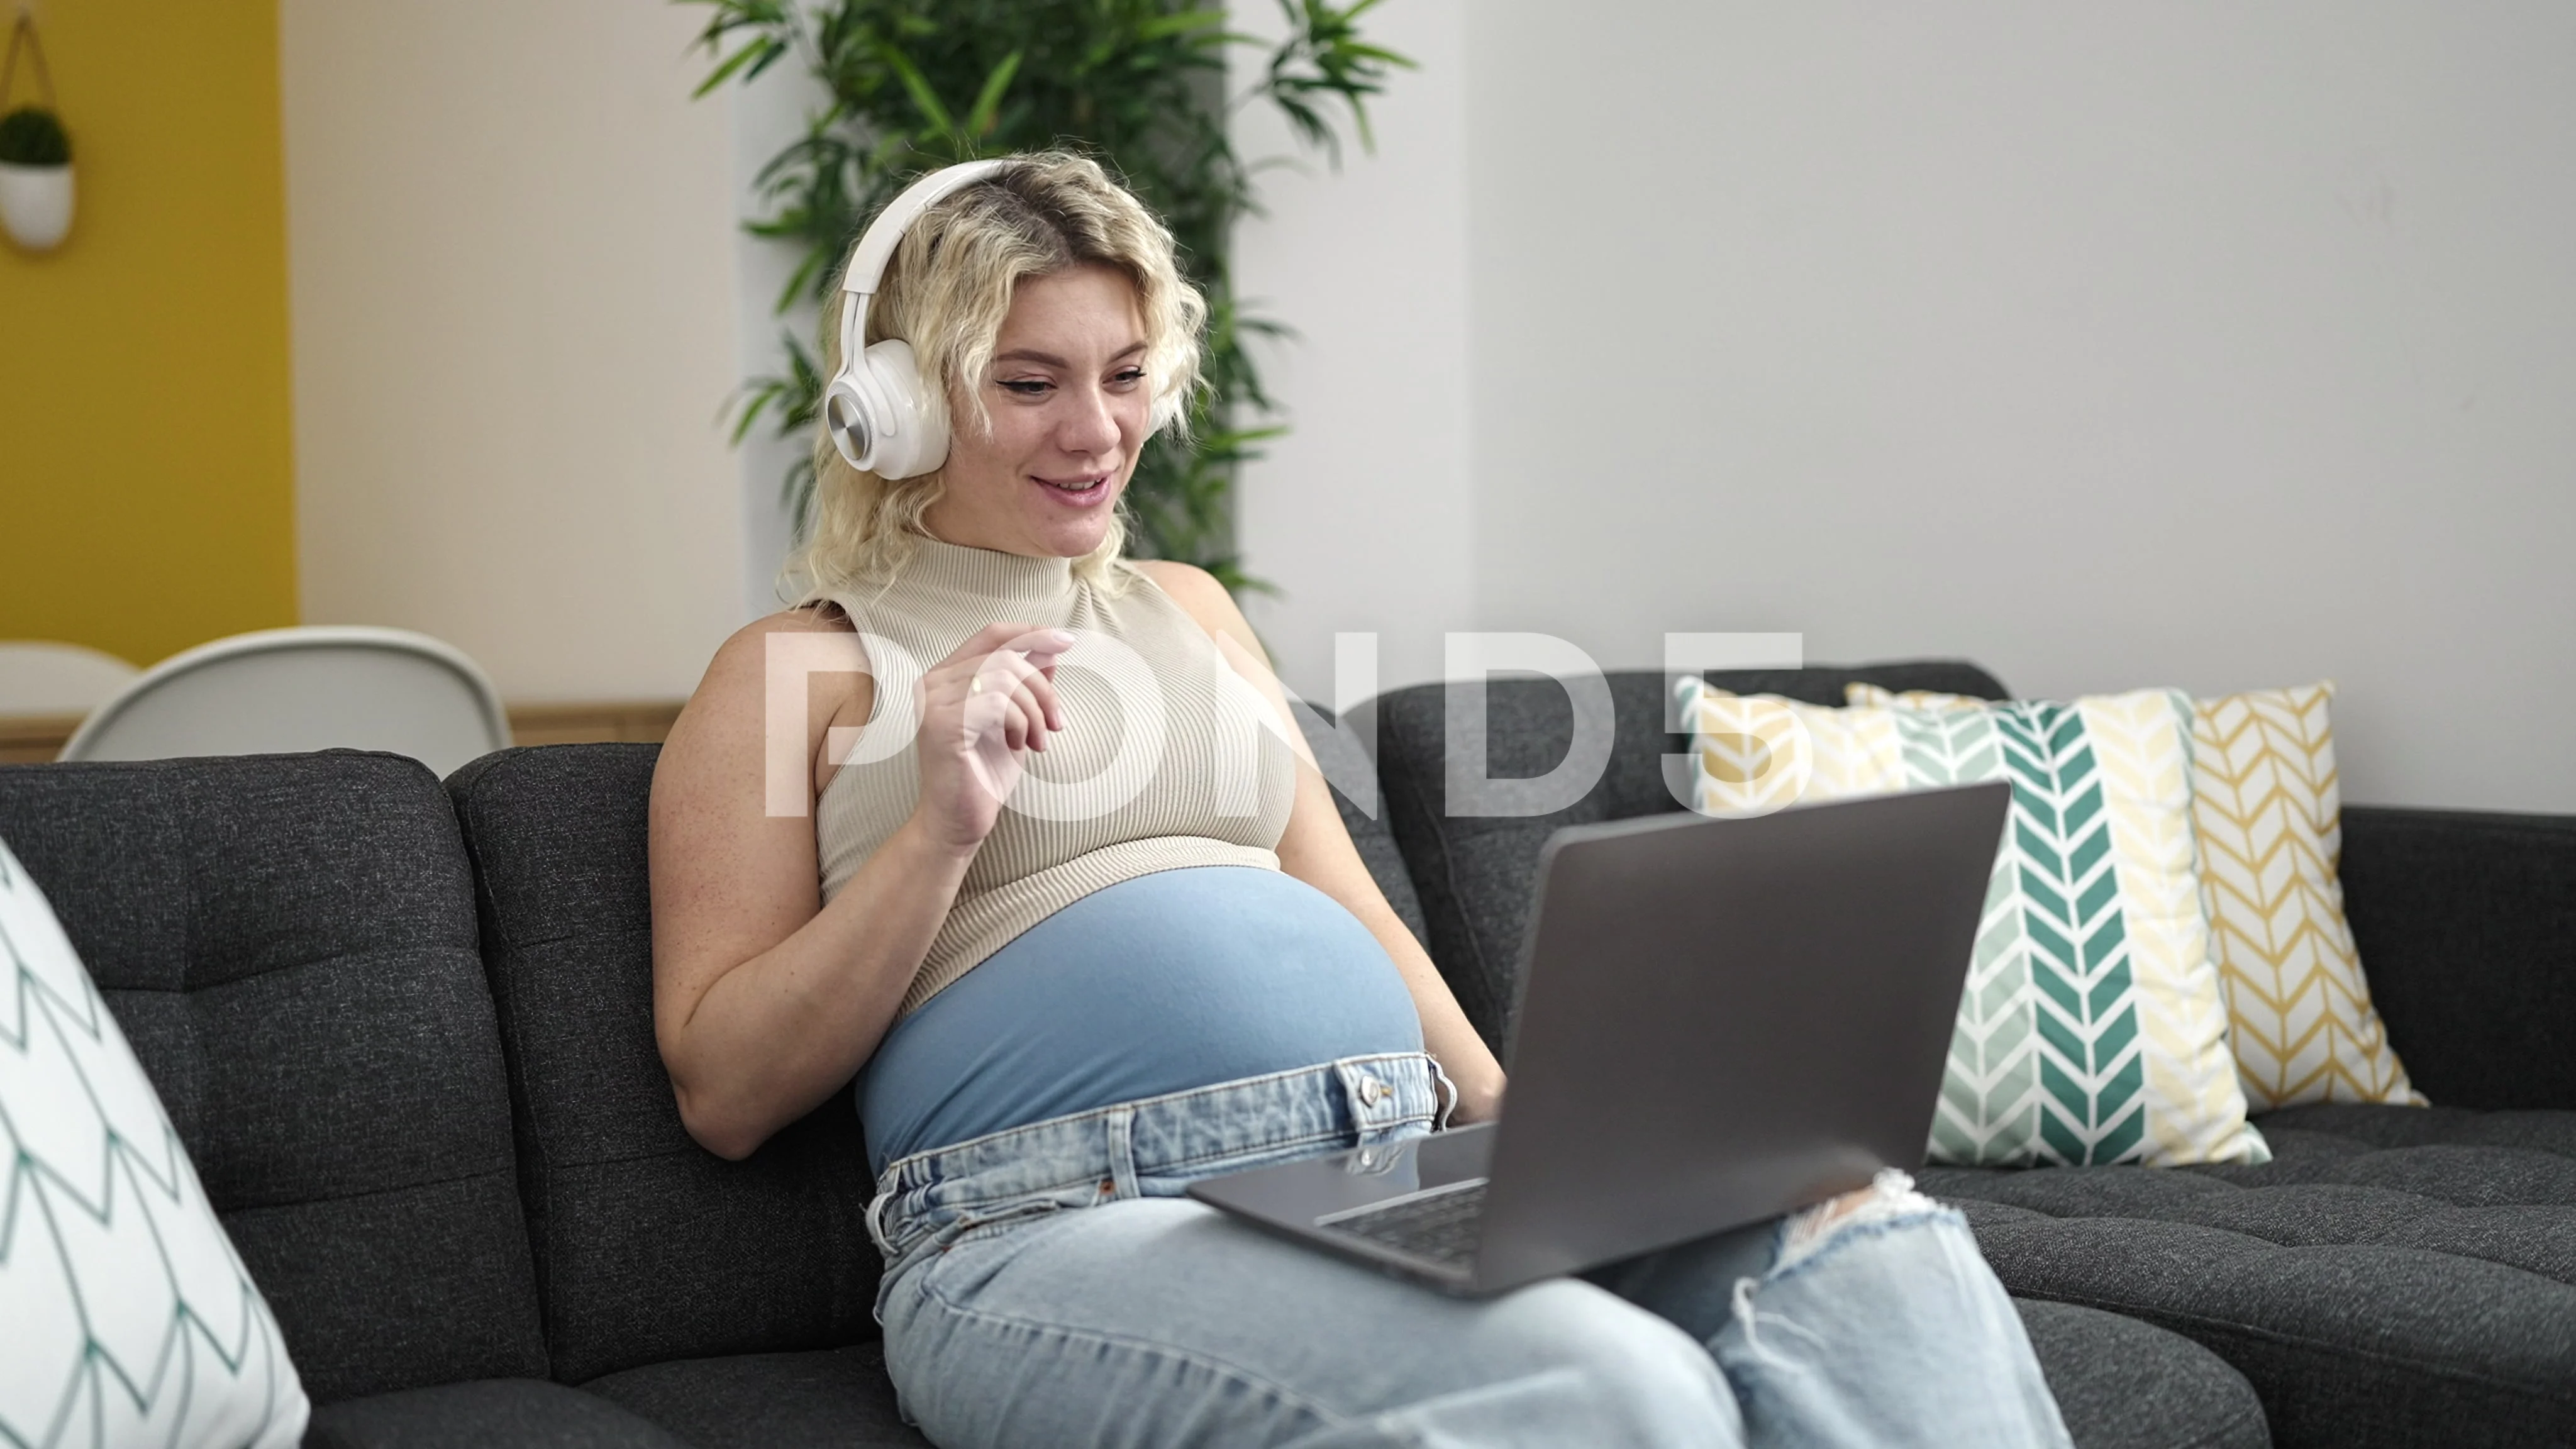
[814,536,1299,1016]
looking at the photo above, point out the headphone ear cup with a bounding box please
[821,369,876,472]
[856,339,950,480]
[819,338,947,478]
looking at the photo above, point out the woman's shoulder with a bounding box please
[755,600,857,633]
[1123,560,1275,677]
[1123,560,1247,644]
[709,600,860,660]
[689,604,871,717]
[1123,558,1221,606]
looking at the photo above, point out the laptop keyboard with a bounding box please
[1316,1179,1489,1267]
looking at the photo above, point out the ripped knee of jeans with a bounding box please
[1721,1172,1955,1367]
[1774,1167,1945,1274]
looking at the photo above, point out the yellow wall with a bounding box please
[0,0,296,667]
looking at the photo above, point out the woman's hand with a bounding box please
[911,622,1077,856]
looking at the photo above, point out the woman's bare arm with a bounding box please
[1133,562,1509,1122]
[650,609,962,1159]
[648,608,1069,1160]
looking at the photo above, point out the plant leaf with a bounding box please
[965,50,1022,139]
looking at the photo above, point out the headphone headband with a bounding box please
[837,160,1009,301]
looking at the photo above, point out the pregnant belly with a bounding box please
[858,865,1423,1173]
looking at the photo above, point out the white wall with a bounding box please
[730,59,831,623]
[1242,1,2576,811]
[282,0,748,702]
[1231,0,1476,704]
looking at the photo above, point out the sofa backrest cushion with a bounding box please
[1366,662,2011,1053]
[0,753,548,1403]
[441,700,1431,1383]
[444,745,880,1385]
[2340,804,2576,1110]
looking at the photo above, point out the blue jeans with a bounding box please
[867,1053,2072,1448]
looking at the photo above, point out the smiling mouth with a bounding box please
[1035,474,1111,500]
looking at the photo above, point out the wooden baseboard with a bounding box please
[0,713,84,765]
[505,701,686,747]
[0,701,686,763]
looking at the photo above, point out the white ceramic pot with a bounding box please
[0,161,75,252]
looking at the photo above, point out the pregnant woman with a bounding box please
[648,150,2070,1448]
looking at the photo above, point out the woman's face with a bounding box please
[922,262,1153,559]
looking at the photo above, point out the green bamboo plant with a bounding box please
[689,0,1409,589]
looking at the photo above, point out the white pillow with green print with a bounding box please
[1675,677,2268,1169]
[0,831,309,1449]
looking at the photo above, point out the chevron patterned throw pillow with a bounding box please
[2185,683,2421,1109]
[1678,677,2270,1169]
[1849,681,2424,1114]
[0,833,309,1449]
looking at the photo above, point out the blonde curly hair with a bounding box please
[789,152,1208,605]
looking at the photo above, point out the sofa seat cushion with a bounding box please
[2016,1299,2270,1449]
[582,1344,928,1448]
[1928,1104,2576,1448]
[304,1379,691,1448]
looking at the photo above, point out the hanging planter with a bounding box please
[1,9,73,253]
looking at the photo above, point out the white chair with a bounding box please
[0,641,142,716]
[60,626,511,778]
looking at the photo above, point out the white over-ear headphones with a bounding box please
[821,160,1008,479]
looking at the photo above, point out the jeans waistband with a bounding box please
[867,1052,1452,1269]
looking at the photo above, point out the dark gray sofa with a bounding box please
[1363,664,2576,1449]
[0,658,2565,1448]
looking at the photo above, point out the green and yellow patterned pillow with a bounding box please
[1853,680,2422,1113]
[1679,678,2269,1169]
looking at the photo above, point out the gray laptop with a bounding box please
[1187,781,2011,1296]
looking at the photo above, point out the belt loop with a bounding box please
[1106,1105,1140,1200]
[865,1184,899,1258]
